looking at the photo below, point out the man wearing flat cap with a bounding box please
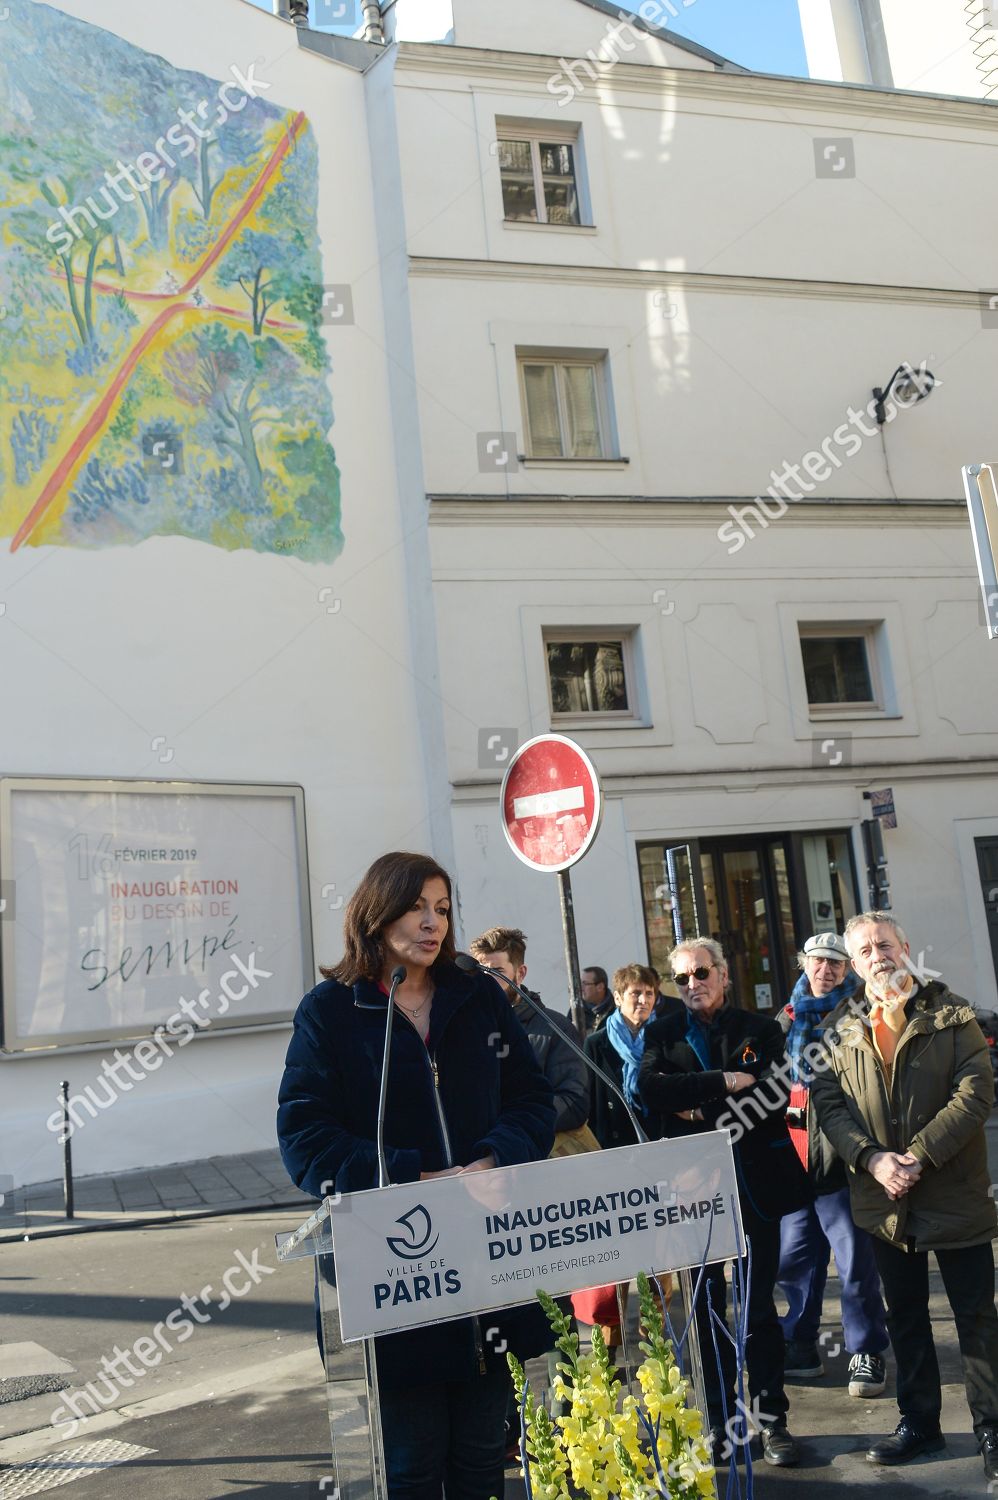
[775,933,890,1399]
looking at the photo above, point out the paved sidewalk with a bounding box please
[0,1149,312,1242]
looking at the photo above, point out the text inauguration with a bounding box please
[484,1185,726,1259]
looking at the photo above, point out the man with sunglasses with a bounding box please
[639,936,810,1467]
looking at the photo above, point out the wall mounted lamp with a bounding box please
[873,362,936,426]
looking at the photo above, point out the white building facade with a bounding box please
[2,0,996,1186]
[392,0,998,1012]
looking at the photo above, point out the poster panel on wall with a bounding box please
[0,778,312,1052]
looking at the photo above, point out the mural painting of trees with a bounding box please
[0,1,342,560]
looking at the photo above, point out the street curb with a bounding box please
[0,1196,314,1245]
[0,1348,320,1465]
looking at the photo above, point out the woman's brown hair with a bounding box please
[321,851,456,985]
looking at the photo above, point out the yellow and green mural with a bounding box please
[0,2,343,558]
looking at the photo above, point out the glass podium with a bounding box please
[278,1201,388,1500]
[277,1190,719,1500]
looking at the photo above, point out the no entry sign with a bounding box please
[499,734,602,873]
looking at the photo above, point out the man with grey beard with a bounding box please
[810,911,998,1479]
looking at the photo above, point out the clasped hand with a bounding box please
[869,1150,922,1199]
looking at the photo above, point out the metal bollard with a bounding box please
[60,1080,74,1219]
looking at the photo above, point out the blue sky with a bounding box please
[626,1,808,77]
[246,0,810,78]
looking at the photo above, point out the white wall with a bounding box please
[400,23,998,1014]
[1,0,434,1186]
[395,58,998,287]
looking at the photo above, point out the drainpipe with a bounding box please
[361,1,386,42]
[856,0,894,88]
[814,0,892,87]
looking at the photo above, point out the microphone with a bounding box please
[455,952,648,1145]
[375,965,407,1189]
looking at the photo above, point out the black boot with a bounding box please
[758,1421,800,1466]
[980,1426,998,1482]
[866,1419,944,1465]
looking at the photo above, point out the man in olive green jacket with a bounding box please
[810,912,998,1480]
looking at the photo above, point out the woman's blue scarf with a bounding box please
[786,971,857,1085]
[605,1007,647,1113]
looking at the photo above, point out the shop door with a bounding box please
[638,830,858,1012]
[701,840,797,1013]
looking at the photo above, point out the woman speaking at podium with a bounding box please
[277,850,556,1500]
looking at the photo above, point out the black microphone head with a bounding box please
[455,952,478,972]
[390,965,407,983]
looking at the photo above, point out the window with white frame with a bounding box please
[799,624,883,710]
[544,631,639,721]
[496,120,586,225]
[518,350,613,460]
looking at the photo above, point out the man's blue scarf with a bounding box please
[786,972,857,1085]
[684,1012,715,1072]
[605,1008,647,1113]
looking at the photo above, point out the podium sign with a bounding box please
[327,1133,741,1342]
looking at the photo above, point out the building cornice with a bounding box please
[409,255,985,311]
[450,756,998,800]
[427,496,966,527]
[394,44,998,130]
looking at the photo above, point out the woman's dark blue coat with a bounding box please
[277,961,557,1388]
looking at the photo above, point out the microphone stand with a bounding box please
[375,965,407,1190]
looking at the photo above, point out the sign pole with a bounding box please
[557,867,587,1038]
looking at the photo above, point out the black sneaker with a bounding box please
[848,1352,887,1397]
[981,1426,998,1482]
[866,1419,944,1465]
[784,1340,823,1378]
[758,1421,800,1466]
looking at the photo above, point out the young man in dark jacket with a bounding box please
[775,932,889,1396]
[810,911,998,1479]
[638,935,810,1468]
[470,927,589,1140]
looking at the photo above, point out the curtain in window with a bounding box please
[523,363,563,456]
[563,364,602,458]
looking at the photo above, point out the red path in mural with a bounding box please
[11,110,307,553]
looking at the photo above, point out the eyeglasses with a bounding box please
[673,965,715,986]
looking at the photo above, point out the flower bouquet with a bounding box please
[508,1272,715,1500]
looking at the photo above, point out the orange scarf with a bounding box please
[866,972,914,1069]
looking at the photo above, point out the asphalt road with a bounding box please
[1,1127,996,1498]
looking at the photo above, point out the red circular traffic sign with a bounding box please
[499,734,602,873]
